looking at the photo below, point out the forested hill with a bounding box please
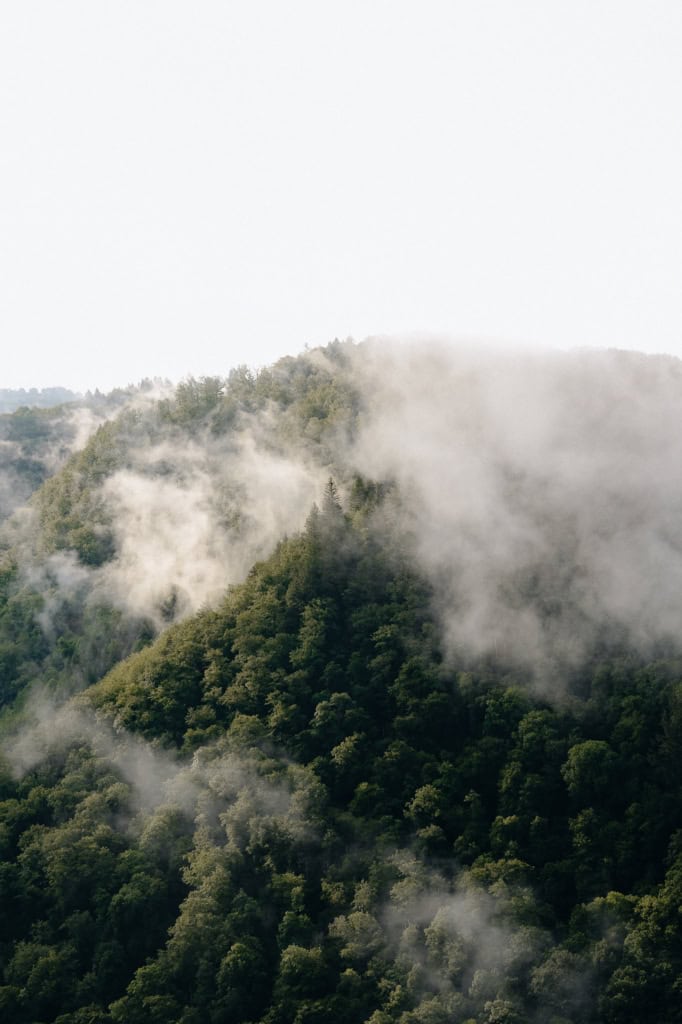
[2,342,682,1022]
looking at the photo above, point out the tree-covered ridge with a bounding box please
[2,491,682,1023]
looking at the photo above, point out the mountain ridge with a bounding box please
[2,340,682,1021]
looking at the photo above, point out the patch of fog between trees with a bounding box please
[331,849,594,1020]
[349,341,682,687]
[4,695,317,848]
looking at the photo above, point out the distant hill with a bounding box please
[0,386,82,413]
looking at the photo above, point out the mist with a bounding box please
[330,849,593,1021]
[351,341,682,683]
[94,427,325,628]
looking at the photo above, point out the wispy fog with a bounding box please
[5,693,314,841]
[95,429,324,627]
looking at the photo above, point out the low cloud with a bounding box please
[350,341,682,684]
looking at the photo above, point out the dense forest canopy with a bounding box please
[2,340,682,1023]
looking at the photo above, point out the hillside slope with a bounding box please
[2,493,682,1022]
[3,341,682,1022]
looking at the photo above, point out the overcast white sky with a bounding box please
[1,1,681,391]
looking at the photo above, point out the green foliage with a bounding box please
[2,344,682,1021]
[0,745,186,1022]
